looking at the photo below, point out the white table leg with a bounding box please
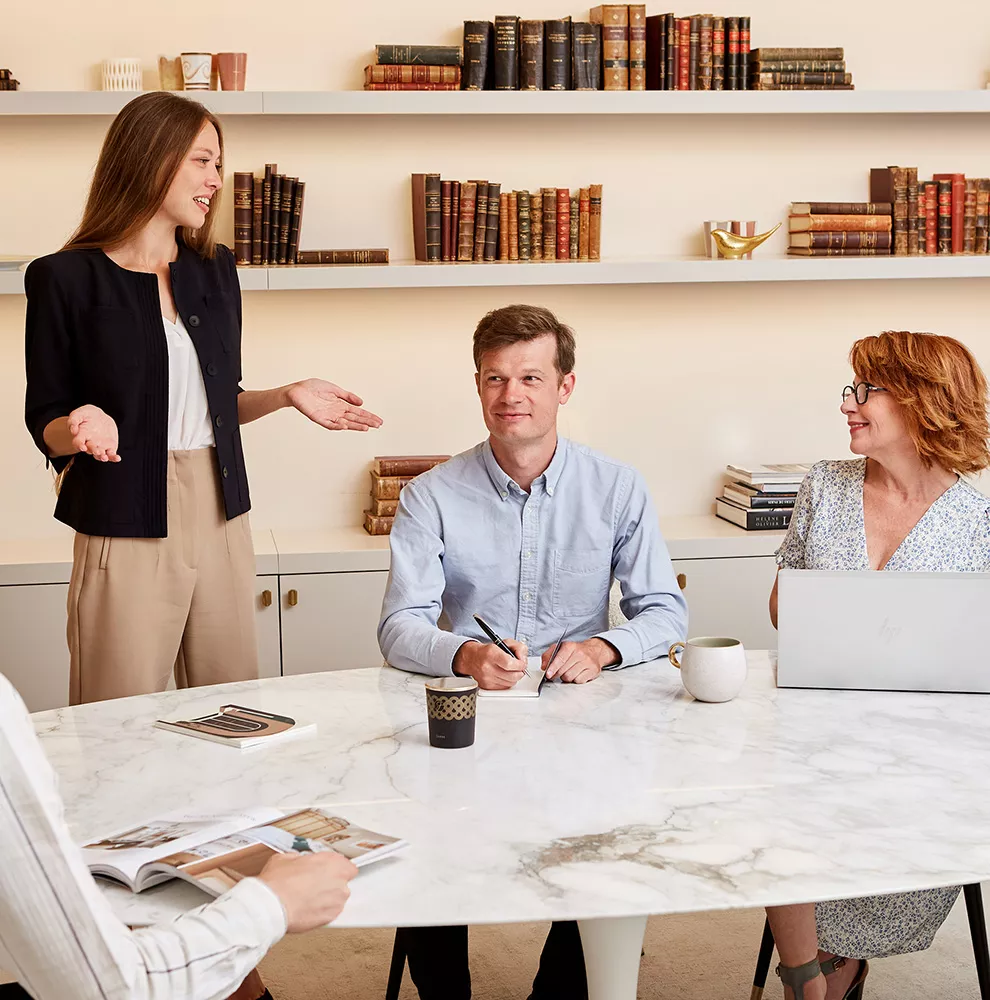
[577,915,648,1000]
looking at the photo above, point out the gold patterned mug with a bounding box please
[425,676,478,748]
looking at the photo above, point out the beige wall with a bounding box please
[3,1,990,539]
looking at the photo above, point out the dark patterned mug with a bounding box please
[425,676,478,748]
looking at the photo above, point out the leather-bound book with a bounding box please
[373,456,450,476]
[665,14,677,90]
[789,231,892,250]
[906,167,919,255]
[556,188,570,259]
[964,179,977,254]
[751,47,844,61]
[457,181,477,262]
[518,191,531,260]
[370,498,399,517]
[412,173,442,262]
[572,22,602,90]
[233,173,253,265]
[751,58,846,73]
[976,179,990,255]
[363,512,394,536]
[288,181,305,264]
[725,17,739,90]
[365,65,462,85]
[370,472,415,501]
[753,71,852,86]
[485,183,501,261]
[578,188,591,260]
[463,21,494,89]
[589,184,602,261]
[738,16,750,90]
[451,182,461,253]
[787,247,890,257]
[508,191,519,260]
[645,14,666,89]
[363,82,460,90]
[569,194,579,260]
[677,17,691,90]
[791,201,892,215]
[544,19,572,90]
[628,5,647,90]
[542,187,557,260]
[251,176,263,265]
[520,20,545,90]
[712,17,725,89]
[268,175,283,265]
[590,5,629,90]
[698,15,713,90]
[278,177,295,265]
[261,164,275,267]
[917,182,927,255]
[473,182,490,262]
[499,192,510,260]
[933,173,966,253]
[375,44,462,65]
[411,173,429,262]
[789,214,892,232]
[925,181,938,255]
[937,180,952,254]
[441,180,453,261]
[688,15,699,90]
[530,190,543,260]
[494,15,520,90]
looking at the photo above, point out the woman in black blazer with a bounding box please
[24,92,381,709]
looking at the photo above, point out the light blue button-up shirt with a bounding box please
[378,437,688,677]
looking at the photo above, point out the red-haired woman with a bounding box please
[767,330,990,999]
[24,92,382,707]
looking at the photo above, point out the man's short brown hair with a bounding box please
[472,304,576,378]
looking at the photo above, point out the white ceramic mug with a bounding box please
[668,637,747,703]
[180,52,212,90]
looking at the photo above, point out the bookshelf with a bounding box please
[3,90,990,117]
[3,255,990,295]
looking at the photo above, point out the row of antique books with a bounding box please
[364,455,450,535]
[871,167,990,256]
[412,174,603,263]
[715,463,811,530]
[0,69,18,91]
[787,202,893,257]
[233,166,306,265]
[748,47,853,90]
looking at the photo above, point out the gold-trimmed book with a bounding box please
[296,249,389,265]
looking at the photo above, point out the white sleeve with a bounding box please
[0,676,287,1000]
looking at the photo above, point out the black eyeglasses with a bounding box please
[842,383,888,405]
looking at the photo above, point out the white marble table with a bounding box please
[34,652,990,999]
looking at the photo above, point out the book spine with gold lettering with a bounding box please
[711,16,725,89]
[494,15,520,90]
[260,164,275,266]
[278,177,295,265]
[917,182,927,255]
[591,4,629,90]
[251,175,263,265]
[370,472,414,500]
[485,183,501,262]
[738,16,750,90]
[288,180,304,264]
[578,187,590,260]
[370,498,398,517]
[473,182,490,262]
[233,173,253,265]
[572,22,602,90]
[530,190,543,260]
[569,194,579,260]
[363,512,394,536]
[375,45,462,65]
[628,5,647,90]
[463,21,494,90]
[977,179,990,255]
[543,187,557,260]
[698,15,713,90]
[508,191,519,260]
[725,17,739,91]
[520,20,545,90]
[451,182,460,255]
[556,188,571,259]
[297,249,389,264]
[268,175,282,265]
[364,65,461,85]
[441,180,453,262]
[544,19,572,90]
[964,178,978,254]
[499,192,510,260]
[906,167,918,255]
[518,190,531,261]
[937,179,952,254]
[925,182,938,255]
[688,15,699,89]
[411,173,438,262]
[677,17,691,90]
[589,184,602,261]
[665,13,677,90]
[457,182,477,262]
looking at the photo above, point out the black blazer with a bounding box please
[24,238,250,537]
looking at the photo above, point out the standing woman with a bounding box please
[24,92,382,706]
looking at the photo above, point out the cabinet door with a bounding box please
[671,556,779,651]
[255,575,281,679]
[0,583,70,712]
[280,572,389,675]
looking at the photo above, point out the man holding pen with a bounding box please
[377,304,686,1000]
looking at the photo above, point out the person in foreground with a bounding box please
[0,671,357,1000]
[378,304,687,1000]
[767,330,990,1000]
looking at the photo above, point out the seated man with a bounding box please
[0,671,357,1000]
[378,304,687,1000]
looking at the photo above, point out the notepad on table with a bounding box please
[477,656,560,698]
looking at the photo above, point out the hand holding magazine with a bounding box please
[82,807,406,895]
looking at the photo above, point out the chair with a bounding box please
[750,883,990,1000]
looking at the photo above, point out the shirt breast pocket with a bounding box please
[552,547,611,619]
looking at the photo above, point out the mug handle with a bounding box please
[668,642,685,669]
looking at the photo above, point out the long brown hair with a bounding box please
[63,92,224,258]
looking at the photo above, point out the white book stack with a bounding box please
[716,463,812,530]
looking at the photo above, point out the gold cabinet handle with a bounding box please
[261,589,273,607]
[676,573,687,590]
[287,589,298,607]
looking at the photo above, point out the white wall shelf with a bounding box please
[4,255,990,295]
[3,90,990,117]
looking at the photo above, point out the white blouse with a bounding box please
[163,314,215,451]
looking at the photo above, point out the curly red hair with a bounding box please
[849,331,990,475]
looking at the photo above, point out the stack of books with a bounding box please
[366,45,462,91]
[233,165,306,266]
[716,463,812,530]
[749,47,853,90]
[412,174,602,263]
[0,69,19,91]
[788,202,892,257]
[365,455,450,535]
[872,167,990,256]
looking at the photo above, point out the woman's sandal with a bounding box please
[820,956,870,1000]
[776,956,870,1000]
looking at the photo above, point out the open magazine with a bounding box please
[82,807,407,894]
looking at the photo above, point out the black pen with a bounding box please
[472,614,522,661]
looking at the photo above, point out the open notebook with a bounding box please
[478,656,565,699]
[82,807,406,894]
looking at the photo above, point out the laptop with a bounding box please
[776,568,990,693]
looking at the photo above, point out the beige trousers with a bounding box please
[67,448,259,705]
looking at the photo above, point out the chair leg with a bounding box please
[385,928,406,1000]
[751,917,776,1000]
[964,883,990,1000]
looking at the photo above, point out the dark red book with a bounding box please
[441,180,453,262]
[933,173,965,254]
[556,188,570,259]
